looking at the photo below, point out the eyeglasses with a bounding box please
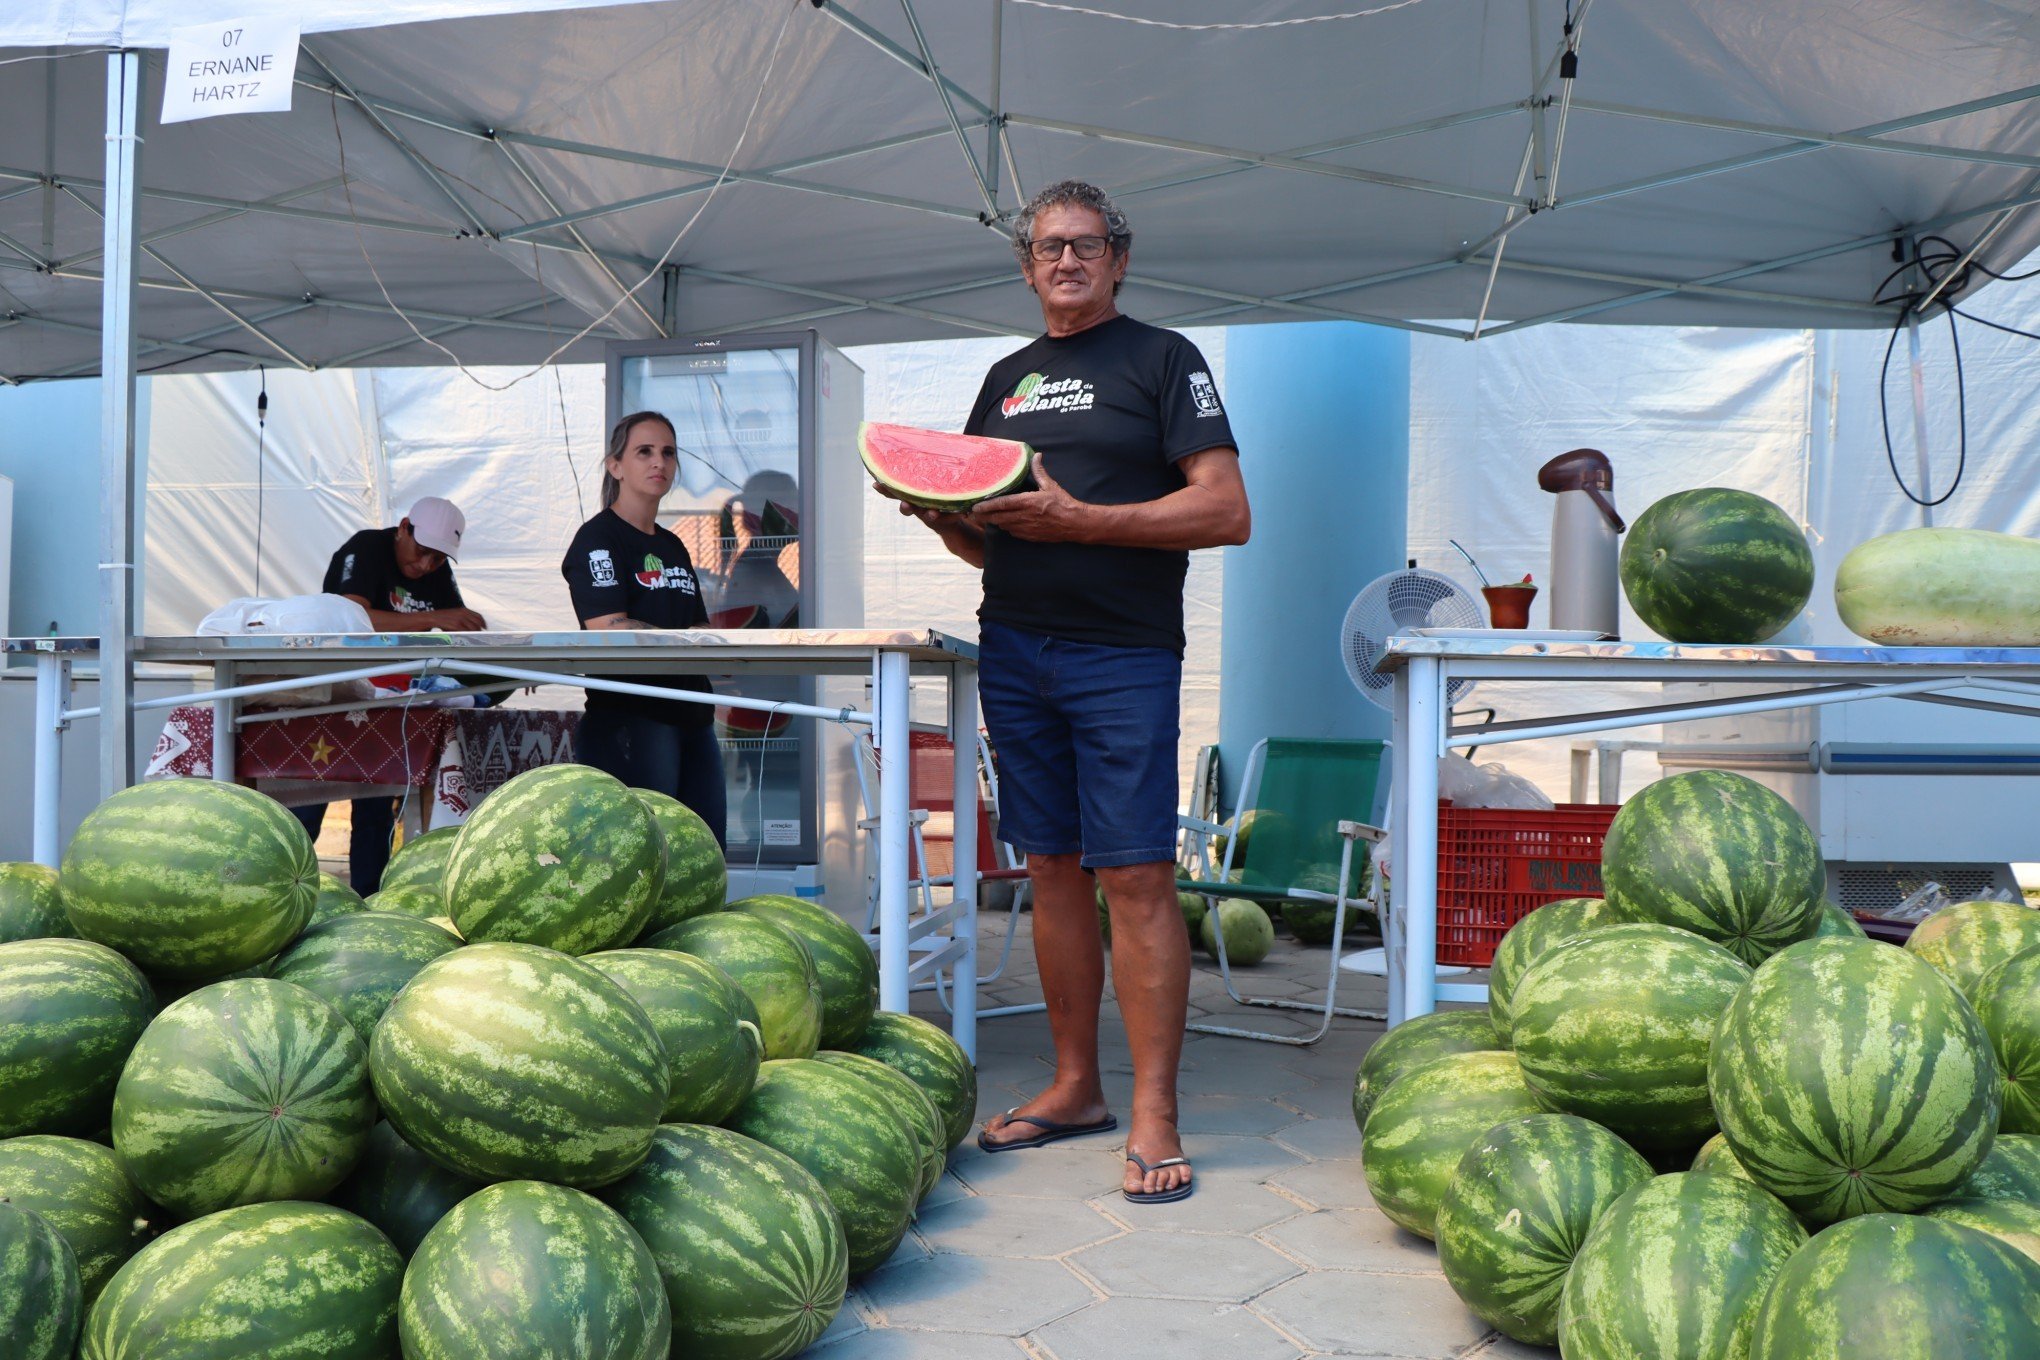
[1026,235,1111,262]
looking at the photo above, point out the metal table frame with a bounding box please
[8,628,986,1059]
[1379,636,2040,1026]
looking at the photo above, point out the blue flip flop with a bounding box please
[1123,1151,1194,1205]
[975,1109,1119,1153]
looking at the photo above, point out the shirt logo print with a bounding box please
[588,549,617,588]
[1000,371,1095,417]
[1188,370,1224,418]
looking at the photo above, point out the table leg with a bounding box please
[876,649,911,1015]
[33,654,70,867]
[1402,655,1443,1022]
[1386,668,1410,1026]
[949,665,979,1062]
[212,662,236,783]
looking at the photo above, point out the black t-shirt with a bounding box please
[561,509,714,725]
[963,314,1236,654]
[323,527,464,617]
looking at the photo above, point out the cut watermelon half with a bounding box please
[859,422,1032,510]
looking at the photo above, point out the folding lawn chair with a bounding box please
[1178,737,1389,1045]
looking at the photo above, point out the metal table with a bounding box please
[8,628,986,1057]
[1377,636,2040,1026]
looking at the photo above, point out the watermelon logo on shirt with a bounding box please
[1001,370,1094,417]
[636,554,664,587]
[388,585,432,613]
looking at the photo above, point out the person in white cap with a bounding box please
[322,496,486,633]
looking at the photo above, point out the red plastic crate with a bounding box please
[1436,801,1620,967]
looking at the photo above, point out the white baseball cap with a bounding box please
[407,497,466,559]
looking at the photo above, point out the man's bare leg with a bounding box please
[1098,859,1192,1197]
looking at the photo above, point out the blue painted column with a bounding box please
[1217,321,1409,810]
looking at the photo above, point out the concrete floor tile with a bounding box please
[1068,1230,1302,1303]
[814,1295,869,1349]
[1464,1335,1557,1357]
[1179,1132,1309,1179]
[1280,1079,1366,1122]
[913,1193,1121,1258]
[1034,1296,1303,1360]
[918,1169,972,1213]
[1268,1160,1374,1211]
[1260,1208,1441,1274]
[860,1255,1095,1336]
[814,1326,1031,1358]
[1179,1093,1303,1138]
[1256,1271,1490,1357]
[1271,1115,1363,1162]
[1176,1054,1323,1101]
[1090,1177,1305,1236]
[952,1144,1128,1200]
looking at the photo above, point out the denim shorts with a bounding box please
[977,620,1181,869]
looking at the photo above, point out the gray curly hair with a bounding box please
[1013,180,1132,294]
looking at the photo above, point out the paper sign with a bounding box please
[161,17,301,124]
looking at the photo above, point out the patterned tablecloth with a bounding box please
[145,703,578,824]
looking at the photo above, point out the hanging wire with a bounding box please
[1003,0,1432,28]
[1872,237,1973,508]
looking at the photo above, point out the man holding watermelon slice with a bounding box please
[897,181,1249,1204]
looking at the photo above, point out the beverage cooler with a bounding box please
[605,333,865,886]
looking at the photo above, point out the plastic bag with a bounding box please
[197,593,374,636]
[1438,755,1555,811]
[1890,881,2021,924]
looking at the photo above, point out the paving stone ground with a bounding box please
[819,908,1526,1360]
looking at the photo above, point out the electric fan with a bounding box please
[1338,566,1483,710]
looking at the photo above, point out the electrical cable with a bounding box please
[1003,0,1432,28]
[254,367,269,595]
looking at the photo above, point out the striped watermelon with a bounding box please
[1691,1131,1760,1185]
[445,764,664,954]
[1951,1133,2040,1203]
[1434,1113,1653,1346]
[853,1011,978,1149]
[1201,897,1274,964]
[1350,1009,1502,1132]
[1560,1172,1805,1360]
[111,979,374,1218]
[369,942,666,1187]
[329,1121,481,1257]
[399,1180,670,1360]
[815,1049,947,1200]
[0,1199,80,1360]
[1710,937,2000,1222]
[59,780,316,980]
[1977,946,2040,1134]
[269,911,461,1041]
[1485,897,1624,1042]
[726,1059,921,1275]
[584,948,764,1125]
[1814,902,1867,938]
[1360,1050,1544,1240]
[1601,770,1824,965]
[0,1135,153,1306]
[81,1201,400,1360]
[377,825,459,897]
[732,895,877,1049]
[1746,1214,2040,1359]
[362,884,441,918]
[0,939,154,1138]
[1618,486,1814,643]
[1921,1197,2040,1267]
[647,914,822,1061]
[0,863,71,943]
[1906,899,2040,1000]
[1508,922,1749,1159]
[634,789,727,932]
[604,1125,848,1360]
[310,872,368,925]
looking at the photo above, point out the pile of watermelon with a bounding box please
[0,765,974,1360]
[1351,767,2040,1355]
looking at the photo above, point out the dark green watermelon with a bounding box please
[0,863,72,943]
[329,1121,483,1257]
[0,939,155,1138]
[731,895,877,1050]
[852,1011,978,1150]
[1350,1009,1502,1132]
[633,789,726,932]
[1619,487,1814,643]
[647,914,822,1061]
[584,948,764,1125]
[267,911,461,1040]
[0,1135,153,1306]
[0,1199,80,1360]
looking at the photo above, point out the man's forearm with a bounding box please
[937,520,987,569]
[1074,482,1250,551]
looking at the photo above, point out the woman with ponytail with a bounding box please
[560,411,726,846]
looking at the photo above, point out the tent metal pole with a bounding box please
[47,304,317,379]
[817,2,994,118]
[896,0,1000,220]
[1905,310,1936,525]
[320,298,589,368]
[1912,209,2021,316]
[0,227,53,270]
[98,49,142,798]
[303,47,492,237]
[491,139,665,335]
[724,272,1016,332]
[58,178,346,270]
[1489,257,1889,316]
[0,165,453,240]
[1155,259,1465,326]
[680,265,1035,337]
[986,0,1003,210]
[1130,274,1469,339]
[1570,95,2040,175]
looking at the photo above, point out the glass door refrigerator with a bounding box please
[606,332,864,887]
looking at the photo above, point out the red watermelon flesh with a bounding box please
[860,422,1032,509]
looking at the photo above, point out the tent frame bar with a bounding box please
[98,49,140,797]
[897,0,1000,220]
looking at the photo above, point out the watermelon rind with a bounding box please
[647,913,823,1061]
[1905,899,2040,1001]
[377,825,459,898]
[399,1180,670,1360]
[732,895,878,1050]
[603,1124,849,1360]
[361,883,442,918]
[726,1059,922,1276]
[1508,922,1749,1159]
[0,862,72,943]
[1920,1197,2040,1267]
[1690,1131,1760,1186]
[1361,1049,1543,1240]
[633,789,728,933]
[268,910,462,1041]
[1435,1113,1653,1346]
[1950,1133,2040,1203]
[0,938,155,1138]
[329,1120,482,1258]
[1350,1008,1501,1133]
[309,872,369,925]
[1600,769,1825,965]
[369,942,667,1187]
[852,1010,978,1149]
[1618,486,1814,643]
[815,1049,948,1201]
[1745,1213,2040,1359]
[1709,937,2001,1222]
[1814,902,1868,938]
[59,779,317,980]
[1977,946,2040,1134]
[1559,1171,1805,1360]
[0,1135,154,1306]
[80,1201,401,1360]
[584,947,765,1125]
[1486,896,1626,1042]
[111,978,375,1219]
[445,764,665,955]
[1835,525,2040,646]
[858,421,1032,510]
[0,1199,81,1360]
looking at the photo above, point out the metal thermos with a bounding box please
[1537,449,1625,636]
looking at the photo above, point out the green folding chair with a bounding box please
[1178,738,1388,1045]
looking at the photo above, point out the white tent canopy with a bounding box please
[7,0,2040,381]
